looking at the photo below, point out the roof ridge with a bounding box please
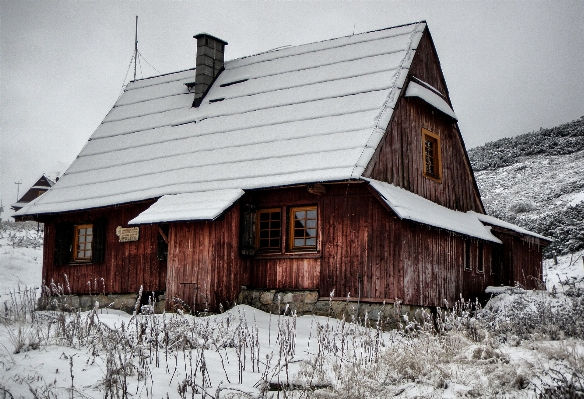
[350,22,426,178]
[236,21,424,62]
[129,67,196,84]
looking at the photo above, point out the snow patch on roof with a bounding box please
[366,179,502,243]
[404,81,457,120]
[129,189,245,224]
[468,211,552,241]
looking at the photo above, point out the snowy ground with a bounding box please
[0,222,43,298]
[544,248,584,292]
[1,222,583,398]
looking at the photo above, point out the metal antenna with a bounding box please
[15,181,22,201]
[133,16,138,81]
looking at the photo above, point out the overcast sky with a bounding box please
[1,0,583,220]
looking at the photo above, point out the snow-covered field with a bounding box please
[1,222,583,398]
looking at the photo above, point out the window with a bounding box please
[158,224,169,261]
[464,240,471,271]
[422,128,441,181]
[244,205,319,255]
[289,206,317,251]
[477,242,484,273]
[73,224,93,262]
[256,208,281,251]
[54,220,105,265]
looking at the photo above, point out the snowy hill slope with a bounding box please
[469,117,584,256]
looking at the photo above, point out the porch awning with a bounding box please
[404,80,457,121]
[366,179,501,243]
[129,188,245,224]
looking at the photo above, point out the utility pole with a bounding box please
[15,181,22,201]
[133,16,138,81]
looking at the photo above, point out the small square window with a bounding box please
[289,206,318,251]
[73,224,93,262]
[256,209,281,251]
[422,128,442,181]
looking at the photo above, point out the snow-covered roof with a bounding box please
[468,212,552,241]
[17,22,428,216]
[129,189,244,224]
[367,179,502,243]
[43,173,61,186]
[404,81,457,120]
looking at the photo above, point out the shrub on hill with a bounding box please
[469,117,584,171]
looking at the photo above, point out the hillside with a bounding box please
[469,117,584,256]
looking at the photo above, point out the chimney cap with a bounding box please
[193,33,228,45]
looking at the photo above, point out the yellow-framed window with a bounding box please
[422,128,442,181]
[289,206,317,251]
[72,224,93,262]
[256,208,282,251]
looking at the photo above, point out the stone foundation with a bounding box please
[237,288,433,328]
[38,293,166,314]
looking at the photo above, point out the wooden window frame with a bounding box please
[72,224,93,263]
[477,242,484,274]
[422,128,442,182]
[288,206,318,252]
[255,208,282,252]
[464,240,471,272]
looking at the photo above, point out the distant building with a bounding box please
[11,174,60,212]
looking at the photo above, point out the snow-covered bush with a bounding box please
[469,117,584,172]
[0,221,44,249]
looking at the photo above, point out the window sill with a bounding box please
[254,252,321,260]
[423,173,442,183]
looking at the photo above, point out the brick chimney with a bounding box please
[192,33,228,107]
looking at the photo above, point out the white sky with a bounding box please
[1,0,583,220]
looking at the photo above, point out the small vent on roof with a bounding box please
[209,98,225,103]
[185,82,196,92]
[220,79,248,87]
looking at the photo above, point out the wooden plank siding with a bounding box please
[490,229,545,290]
[364,28,483,213]
[41,201,167,295]
[162,183,492,310]
[165,203,244,312]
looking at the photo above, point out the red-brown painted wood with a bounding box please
[41,201,167,295]
[364,28,484,213]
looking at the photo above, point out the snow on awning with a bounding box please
[129,189,244,224]
[366,179,501,243]
[468,212,552,242]
[404,81,457,120]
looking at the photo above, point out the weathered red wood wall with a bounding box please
[243,187,323,291]
[165,203,245,311]
[365,28,483,213]
[162,184,496,311]
[41,201,167,295]
[242,184,495,308]
[491,229,544,290]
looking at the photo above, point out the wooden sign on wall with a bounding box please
[116,226,140,242]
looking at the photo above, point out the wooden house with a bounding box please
[16,22,550,314]
[11,174,60,212]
